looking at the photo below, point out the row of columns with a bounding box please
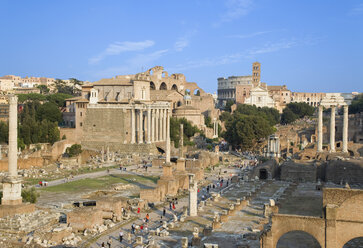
[130,108,170,144]
[317,105,348,153]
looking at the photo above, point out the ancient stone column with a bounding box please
[138,110,143,144]
[286,139,290,157]
[2,95,22,205]
[155,109,159,142]
[106,146,110,162]
[163,109,167,141]
[166,109,171,163]
[101,146,104,162]
[8,95,18,178]
[151,109,155,142]
[0,145,2,160]
[330,106,336,152]
[317,105,323,152]
[131,108,136,144]
[147,108,151,144]
[342,105,348,153]
[188,174,198,217]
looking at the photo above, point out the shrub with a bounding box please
[66,144,82,157]
[21,187,39,203]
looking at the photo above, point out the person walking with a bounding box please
[137,207,140,214]
[101,242,105,248]
[119,230,123,243]
[107,237,112,248]
[145,213,150,223]
[163,207,166,217]
[131,223,135,234]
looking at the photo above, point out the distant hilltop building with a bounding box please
[217,62,357,112]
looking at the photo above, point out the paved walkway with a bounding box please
[89,168,239,248]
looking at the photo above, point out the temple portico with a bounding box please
[317,94,348,153]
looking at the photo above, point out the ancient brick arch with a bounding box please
[261,188,363,248]
[268,215,325,248]
[335,194,363,248]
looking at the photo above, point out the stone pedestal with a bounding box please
[1,177,22,205]
[176,158,186,172]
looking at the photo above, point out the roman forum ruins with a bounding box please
[0,69,362,248]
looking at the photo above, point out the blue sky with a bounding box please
[1,0,362,93]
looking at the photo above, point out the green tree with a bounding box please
[281,107,298,124]
[225,100,234,112]
[223,113,274,150]
[0,122,8,143]
[66,144,82,157]
[349,94,363,114]
[204,116,213,128]
[46,93,74,107]
[285,102,315,119]
[37,85,50,94]
[36,102,62,123]
[170,117,200,148]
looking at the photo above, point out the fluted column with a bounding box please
[8,95,17,177]
[131,108,135,144]
[138,110,143,144]
[151,109,155,142]
[155,109,159,142]
[166,109,171,163]
[330,106,336,152]
[342,105,348,153]
[317,105,323,152]
[160,109,164,141]
[163,109,167,141]
[147,108,151,143]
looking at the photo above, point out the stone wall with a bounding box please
[325,160,363,184]
[280,161,317,182]
[82,108,128,147]
[0,157,44,171]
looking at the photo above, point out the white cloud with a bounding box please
[174,38,189,52]
[246,40,298,55]
[89,40,155,64]
[349,3,363,15]
[93,49,169,78]
[174,29,197,52]
[213,0,253,27]
[170,39,302,71]
[228,30,282,39]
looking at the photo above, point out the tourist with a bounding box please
[107,236,112,248]
[137,207,140,214]
[119,230,123,242]
[146,213,150,222]
[131,223,135,234]
[172,202,176,210]
[140,224,144,233]
[169,202,172,210]
[163,207,166,216]
[101,242,105,248]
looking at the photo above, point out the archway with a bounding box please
[171,84,178,91]
[194,89,200,96]
[343,237,363,248]
[150,82,155,90]
[185,89,191,95]
[277,231,321,248]
[159,82,167,90]
[259,169,268,180]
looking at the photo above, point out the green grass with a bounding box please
[40,174,159,193]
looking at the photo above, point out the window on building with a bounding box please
[80,112,82,117]
[80,122,83,127]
